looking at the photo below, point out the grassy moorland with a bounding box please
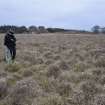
[0,33,105,105]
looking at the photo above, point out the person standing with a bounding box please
[4,30,16,63]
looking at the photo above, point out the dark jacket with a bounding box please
[4,33,16,48]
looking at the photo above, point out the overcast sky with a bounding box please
[0,0,105,30]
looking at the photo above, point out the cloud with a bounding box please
[0,0,105,29]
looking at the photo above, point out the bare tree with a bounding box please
[92,25,100,34]
[28,26,39,34]
[101,27,105,34]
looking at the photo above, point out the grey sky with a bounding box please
[0,0,105,30]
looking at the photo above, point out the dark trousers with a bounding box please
[8,47,16,60]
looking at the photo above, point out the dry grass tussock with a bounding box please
[0,33,105,105]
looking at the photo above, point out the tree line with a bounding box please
[0,25,48,34]
[0,25,105,34]
[0,25,73,33]
[0,25,65,34]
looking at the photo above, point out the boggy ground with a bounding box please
[0,33,105,105]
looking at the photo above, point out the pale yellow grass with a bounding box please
[0,33,105,105]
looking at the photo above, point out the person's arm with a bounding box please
[14,36,16,42]
[4,35,7,46]
[10,35,16,42]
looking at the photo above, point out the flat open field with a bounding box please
[0,33,105,105]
